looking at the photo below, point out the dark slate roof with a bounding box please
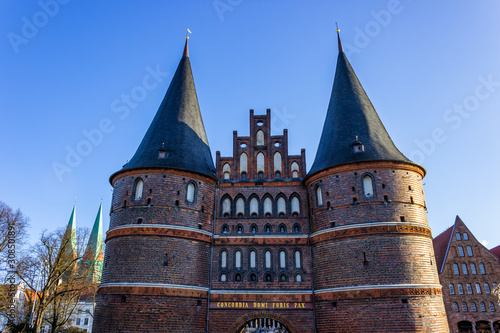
[115,40,216,179]
[307,35,417,177]
[432,224,454,273]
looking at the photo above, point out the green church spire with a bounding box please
[62,205,77,258]
[83,203,104,283]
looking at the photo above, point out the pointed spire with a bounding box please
[62,205,77,258]
[336,22,343,53]
[183,36,189,58]
[117,37,216,179]
[307,31,416,177]
[83,203,104,282]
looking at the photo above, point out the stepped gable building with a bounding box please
[433,216,500,333]
[93,32,449,332]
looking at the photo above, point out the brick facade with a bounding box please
[434,217,500,332]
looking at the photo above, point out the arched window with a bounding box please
[279,224,286,233]
[279,250,286,268]
[250,197,258,216]
[265,224,272,233]
[274,152,282,174]
[471,302,477,312]
[265,273,272,282]
[480,302,486,312]
[295,274,302,282]
[452,303,459,312]
[291,162,299,178]
[237,225,243,233]
[470,263,477,275]
[264,197,272,216]
[235,250,242,269]
[280,273,287,282]
[295,250,301,269]
[316,186,323,206]
[463,303,469,312]
[220,273,227,282]
[236,197,245,217]
[458,246,464,257]
[484,283,491,294]
[291,196,300,215]
[489,302,496,312]
[277,197,286,216]
[222,224,229,234]
[257,152,265,175]
[250,273,257,282]
[250,250,256,268]
[222,197,231,217]
[466,284,472,294]
[475,283,482,294]
[362,174,374,197]
[453,263,459,275]
[234,273,242,282]
[265,250,271,268]
[479,262,486,274]
[462,263,468,275]
[221,250,227,268]
[186,182,196,203]
[239,153,248,177]
[456,233,461,241]
[134,178,144,200]
[250,224,257,233]
[457,283,464,294]
[293,224,300,233]
[449,284,455,295]
[462,232,469,240]
[223,163,231,179]
[467,246,473,256]
[256,130,264,146]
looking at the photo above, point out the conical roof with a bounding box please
[82,203,104,283]
[307,33,415,177]
[62,205,77,258]
[117,39,216,179]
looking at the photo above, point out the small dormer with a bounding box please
[158,143,167,159]
[352,136,364,153]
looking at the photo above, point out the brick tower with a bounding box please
[93,38,217,332]
[304,31,449,331]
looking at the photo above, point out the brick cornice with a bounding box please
[304,160,425,185]
[110,167,217,186]
[106,225,212,243]
[98,283,209,298]
[309,222,432,245]
[314,284,443,301]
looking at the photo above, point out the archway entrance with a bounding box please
[230,311,297,333]
[239,318,290,332]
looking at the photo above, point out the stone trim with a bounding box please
[98,282,209,298]
[105,225,212,243]
[315,284,443,301]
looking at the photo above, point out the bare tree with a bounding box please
[0,201,30,257]
[18,227,95,333]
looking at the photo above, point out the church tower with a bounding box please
[305,31,450,331]
[93,38,217,332]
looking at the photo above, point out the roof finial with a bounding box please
[336,22,344,53]
[183,29,191,57]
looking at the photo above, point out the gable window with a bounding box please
[186,182,196,203]
[256,130,265,145]
[134,178,144,200]
[480,302,486,312]
[362,174,374,197]
[484,282,491,294]
[457,283,464,295]
[466,246,473,256]
[462,263,468,275]
[291,196,300,215]
[291,162,300,178]
[274,152,282,174]
[453,303,459,312]
[257,152,265,175]
[466,283,472,294]
[489,302,496,312]
[458,246,464,257]
[223,163,231,179]
[479,263,486,274]
[470,302,476,312]
[475,283,482,294]
[462,232,469,240]
[239,153,248,178]
[453,263,459,275]
[470,263,477,275]
[462,303,468,312]
[456,233,461,241]
[449,284,455,295]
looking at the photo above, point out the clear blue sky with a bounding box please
[1,1,499,249]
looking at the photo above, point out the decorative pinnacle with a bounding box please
[183,29,191,57]
[336,22,344,53]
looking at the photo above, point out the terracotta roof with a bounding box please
[490,245,500,259]
[433,224,454,273]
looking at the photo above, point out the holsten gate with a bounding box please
[92,32,450,332]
